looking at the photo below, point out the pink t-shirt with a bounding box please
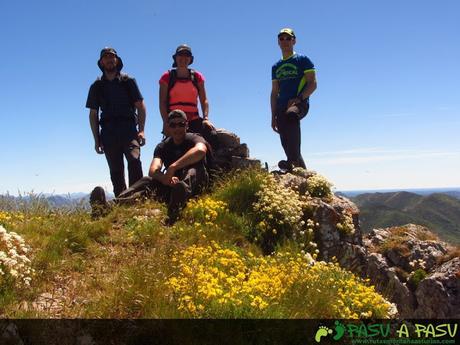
[159,70,205,121]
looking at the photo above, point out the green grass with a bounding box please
[1,169,396,318]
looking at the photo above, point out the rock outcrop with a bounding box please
[276,171,460,318]
[213,129,260,170]
[362,225,459,318]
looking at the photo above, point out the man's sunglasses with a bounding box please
[177,52,192,57]
[278,36,293,41]
[169,122,186,128]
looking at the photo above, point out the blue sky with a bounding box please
[0,0,459,195]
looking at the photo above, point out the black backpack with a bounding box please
[94,73,137,122]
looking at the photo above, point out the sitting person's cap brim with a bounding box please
[168,109,187,122]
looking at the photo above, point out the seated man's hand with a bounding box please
[163,165,178,185]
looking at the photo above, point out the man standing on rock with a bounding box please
[86,47,147,197]
[271,28,317,171]
[90,109,209,224]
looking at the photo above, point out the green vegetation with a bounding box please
[408,269,428,290]
[352,192,460,244]
[0,168,393,318]
[376,225,437,257]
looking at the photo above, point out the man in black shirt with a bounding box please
[86,47,147,197]
[90,110,209,224]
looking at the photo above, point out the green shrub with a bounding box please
[408,268,427,290]
[213,168,266,214]
[305,173,333,200]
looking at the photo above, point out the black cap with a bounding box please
[97,47,124,72]
[172,44,194,67]
[168,109,187,122]
[278,28,296,38]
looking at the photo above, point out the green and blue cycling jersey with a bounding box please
[272,53,315,109]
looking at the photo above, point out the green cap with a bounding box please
[278,28,296,38]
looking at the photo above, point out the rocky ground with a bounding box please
[278,171,459,318]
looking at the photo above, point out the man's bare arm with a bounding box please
[89,109,104,154]
[148,157,169,185]
[164,143,207,182]
[270,80,280,133]
[134,100,146,146]
[298,70,317,101]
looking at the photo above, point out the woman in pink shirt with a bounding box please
[159,44,218,148]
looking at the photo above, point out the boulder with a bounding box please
[213,129,260,171]
[216,129,240,148]
[360,224,457,318]
[413,257,460,318]
[231,156,261,169]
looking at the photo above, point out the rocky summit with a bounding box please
[279,171,459,318]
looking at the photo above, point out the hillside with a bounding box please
[352,191,460,244]
[0,169,394,319]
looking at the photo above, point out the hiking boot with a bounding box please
[89,186,109,219]
[166,182,189,225]
[278,160,293,171]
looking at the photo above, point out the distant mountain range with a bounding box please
[342,191,460,244]
[0,193,90,210]
[2,188,460,244]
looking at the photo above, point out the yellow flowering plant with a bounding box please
[0,211,25,228]
[167,243,394,318]
[183,197,229,228]
[304,172,333,200]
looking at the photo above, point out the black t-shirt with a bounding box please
[86,74,143,126]
[154,133,207,169]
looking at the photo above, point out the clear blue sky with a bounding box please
[1,0,459,195]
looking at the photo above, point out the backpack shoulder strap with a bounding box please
[167,69,177,93]
[166,69,177,109]
[189,69,199,90]
[119,73,136,105]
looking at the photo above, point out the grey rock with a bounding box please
[212,129,258,171]
[216,129,240,148]
[312,196,362,263]
[365,224,449,272]
[231,156,261,169]
[230,143,250,158]
[275,173,309,195]
[364,253,414,317]
[413,257,460,318]
[278,174,459,318]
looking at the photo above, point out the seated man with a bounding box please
[90,109,209,224]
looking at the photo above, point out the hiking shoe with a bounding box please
[89,186,109,219]
[166,182,189,225]
[278,160,292,171]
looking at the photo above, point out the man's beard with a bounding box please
[104,63,117,73]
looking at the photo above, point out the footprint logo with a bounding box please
[315,326,333,343]
[333,320,346,341]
